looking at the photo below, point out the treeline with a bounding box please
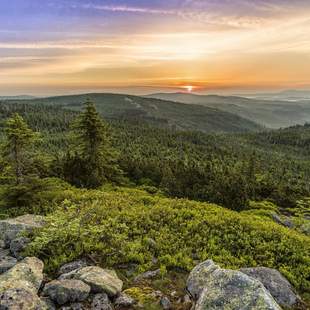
[0,100,309,212]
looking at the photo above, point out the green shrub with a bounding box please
[26,187,310,294]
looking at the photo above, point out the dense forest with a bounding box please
[0,98,309,309]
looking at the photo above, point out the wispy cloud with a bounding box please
[79,4,176,16]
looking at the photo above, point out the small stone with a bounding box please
[60,303,86,310]
[0,239,5,249]
[271,214,283,225]
[58,259,89,276]
[10,236,30,259]
[43,279,90,305]
[0,256,17,273]
[160,296,171,309]
[91,293,113,310]
[134,269,161,282]
[114,293,135,308]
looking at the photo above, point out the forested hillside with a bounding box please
[147,92,310,128]
[0,93,262,133]
[0,99,309,309]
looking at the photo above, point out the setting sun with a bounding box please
[184,86,194,93]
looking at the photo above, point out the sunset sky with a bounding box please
[1,0,310,95]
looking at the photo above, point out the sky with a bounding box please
[1,0,310,96]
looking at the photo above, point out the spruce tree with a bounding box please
[66,99,122,188]
[3,113,39,185]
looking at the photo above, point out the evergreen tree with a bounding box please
[2,113,39,185]
[65,100,122,188]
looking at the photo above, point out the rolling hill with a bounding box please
[0,93,262,133]
[146,92,310,129]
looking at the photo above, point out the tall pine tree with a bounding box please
[3,113,39,185]
[65,99,122,188]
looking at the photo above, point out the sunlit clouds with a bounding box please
[1,0,310,95]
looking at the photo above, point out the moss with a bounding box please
[124,287,161,309]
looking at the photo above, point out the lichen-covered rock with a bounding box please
[0,255,17,274]
[240,267,302,308]
[0,215,44,247]
[91,293,113,310]
[58,259,89,276]
[43,279,91,305]
[0,257,44,294]
[10,236,30,259]
[187,260,281,310]
[186,259,220,300]
[114,292,135,308]
[0,287,41,309]
[72,266,123,297]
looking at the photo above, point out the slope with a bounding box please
[0,93,262,133]
[147,93,310,129]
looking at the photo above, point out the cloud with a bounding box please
[79,4,176,15]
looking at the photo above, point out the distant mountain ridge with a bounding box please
[146,92,310,129]
[3,93,262,133]
[0,95,37,100]
[240,89,310,101]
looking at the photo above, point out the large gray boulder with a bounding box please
[240,267,302,308]
[63,266,123,297]
[187,260,281,310]
[43,279,91,305]
[0,214,44,247]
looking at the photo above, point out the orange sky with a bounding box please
[1,1,310,95]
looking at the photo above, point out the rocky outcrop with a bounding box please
[187,260,281,310]
[0,214,44,247]
[43,279,91,305]
[240,267,302,308]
